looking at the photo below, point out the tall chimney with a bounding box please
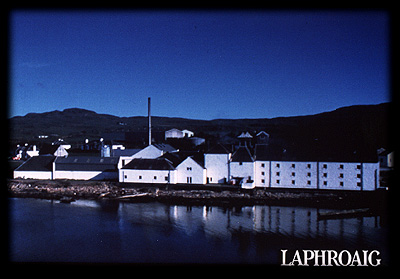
[148,97,151,146]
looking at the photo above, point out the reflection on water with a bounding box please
[9,198,388,264]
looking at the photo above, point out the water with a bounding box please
[9,198,389,264]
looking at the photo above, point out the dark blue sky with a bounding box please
[10,10,390,120]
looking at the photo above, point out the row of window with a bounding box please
[260,163,362,170]
[260,179,362,187]
[124,174,169,181]
[124,174,194,183]
[260,171,362,178]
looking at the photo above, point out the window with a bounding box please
[124,175,127,179]
[261,179,265,184]
[323,181,328,186]
[340,181,344,187]
[323,173,327,178]
[122,159,125,166]
[261,171,265,176]
[139,175,142,180]
[356,164,361,170]
[339,173,344,178]
[276,179,280,184]
[165,176,169,181]
[291,180,295,185]
[291,172,295,177]
[307,180,311,185]
[291,163,296,168]
[307,164,311,169]
[276,172,280,176]
[357,174,361,178]
[357,182,362,187]
[307,172,311,177]
[239,162,243,166]
[154,176,157,180]
[187,177,192,183]
[323,164,327,169]
[187,167,192,171]
[339,164,344,169]
[261,163,265,167]
[276,163,280,168]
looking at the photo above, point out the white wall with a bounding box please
[204,153,230,184]
[119,169,176,184]
[318,162,362,191]
[230,161,254,188]
[269,161,318,189]
[165,129,184,139]
[14,171,52,180]
[261,161,378,191]
[176,157,206,184]
[54,170,118,181]
[254,161,270,187]
[362,162,379,191]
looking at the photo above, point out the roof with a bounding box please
[178,156,205,169]
[153,143,177,153]
[238,131,253,139]
[112,148,141,157]
[122,158,175,170]
[254,144,283,161]
[231,146,254,162]
[256,131,269,137]
[206,144,230,154]
[55,156,118,172]
[15,156,55,172]
[253,143,378,163]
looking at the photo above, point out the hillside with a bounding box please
[8,103,391,159]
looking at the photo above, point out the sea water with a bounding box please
[8,198,389,264]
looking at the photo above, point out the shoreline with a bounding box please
[7,178,388,211]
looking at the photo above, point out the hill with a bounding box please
[8,103,391,159]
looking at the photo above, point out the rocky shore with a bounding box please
[7,179,387,210]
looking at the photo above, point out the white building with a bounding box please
[165,128,184,140]
[250,144,379,191]
[175,156,206,184]
[182,129,194,138]
[230,146,255,188]
[53,156,119,181]
[165,128,194,140]
[13,156,55,180]
[118,144,177,169]
[204,144,231,184]
[119,158,176,184]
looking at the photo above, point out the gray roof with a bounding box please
[15,156,55,172]
[122,158,175,170]
[111,148,141,157]
[55,156,118,172]
[231,146,254,162]
[206,144,230,154]
[153,143,177,153]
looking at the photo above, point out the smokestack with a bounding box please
[148,97,151,146]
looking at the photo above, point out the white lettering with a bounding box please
[291,250,303,266]
[281,249,382,266]
[281,250,290,266]
[303,250,314,266]
[368,250,381,267]
[314,250,326,266]
[338,250,351,266]
[327,250,339,266]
